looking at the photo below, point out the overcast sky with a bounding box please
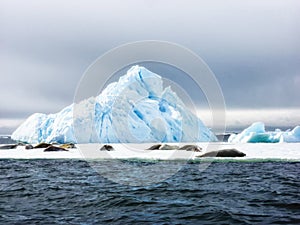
[1,0,300,133]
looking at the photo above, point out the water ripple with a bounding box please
[0,160,299,224]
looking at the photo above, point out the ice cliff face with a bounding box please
[228,122,300,143]
[12,66,217,144]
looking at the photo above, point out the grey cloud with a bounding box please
[0,0,299,126]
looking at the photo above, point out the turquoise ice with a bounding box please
[228,122,300,143]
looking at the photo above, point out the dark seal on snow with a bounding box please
[147,144,161,150]
[44,146,68,152]
[25,144,34,150]
[198,149,246,157]
[0,144,18,149]
[100,145,114,151]
[34,143,52,149]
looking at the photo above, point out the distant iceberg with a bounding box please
[12,66,217,144]
[228,122,300,143]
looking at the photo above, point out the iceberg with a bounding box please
[12,66,217,144]
[228,122,300,143]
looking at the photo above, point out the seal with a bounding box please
[147,144,161,150]
[0,144,18,149]
[34,143,52,148]
[44,146,68,152]
[25,144,34,150]
[179,145,202,152]
[100,145,114,151]
[198,149,246,157]
[60,143,76,149]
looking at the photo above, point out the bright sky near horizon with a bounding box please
[1,0,299,133]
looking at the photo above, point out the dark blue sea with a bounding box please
[0,159,299,224]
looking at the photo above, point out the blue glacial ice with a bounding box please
[228,122,300,143]
[12,65,217,144]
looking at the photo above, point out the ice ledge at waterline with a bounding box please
[12,66,217,144]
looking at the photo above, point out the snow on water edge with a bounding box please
[0,143,300,161]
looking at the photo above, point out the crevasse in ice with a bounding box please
[12,66,217,144]
[228,122,300,143]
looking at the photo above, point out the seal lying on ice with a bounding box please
[0,143,26,149]
[146,144,202,152]
[44,146,68,152]
[100,145,114,151]
[34,143,52,149]
[198,149,246,157]
[0,144,18,149]
[147,144,161,150]
[179,145,202,152]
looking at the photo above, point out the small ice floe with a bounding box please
[228,122,300,143]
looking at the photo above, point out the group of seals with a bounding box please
[1,142,246,157]
[28,143,76,152]
[146,144,246,157]
[147,144,202,152]
[99,144,203,153]
[0,142,76,152]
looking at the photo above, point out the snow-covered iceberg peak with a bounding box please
[228,122,300,143]
[12,65,217,144]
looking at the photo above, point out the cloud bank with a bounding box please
[0,0,299,133]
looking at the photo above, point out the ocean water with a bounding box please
[0,159,299,224]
